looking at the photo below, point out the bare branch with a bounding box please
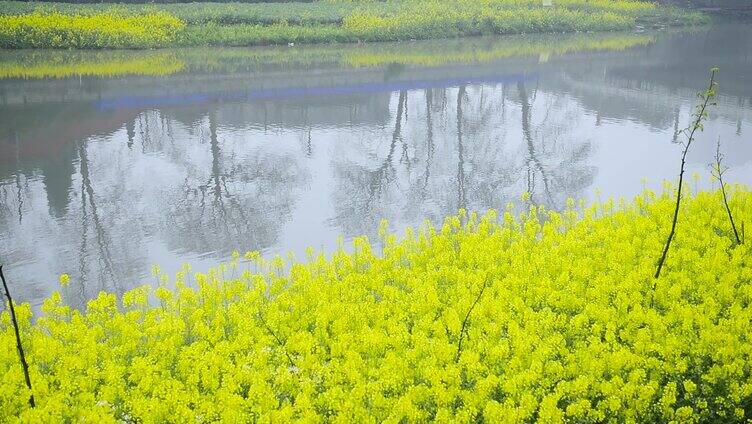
[655,68,719,279]
[0,266,35,408]
[257,311,297,368]
[455,277,489,363]
[712,138,741,245]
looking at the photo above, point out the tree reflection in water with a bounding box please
[165,110,308,259]
[329,83,595,239]
[1,24,751,307]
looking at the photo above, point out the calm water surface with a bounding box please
[1,24,751,308]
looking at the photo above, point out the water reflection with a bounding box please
[0,24,751,307]
[163,110,308,258]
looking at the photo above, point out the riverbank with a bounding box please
[0,0,707,49]
[0,31,657,79]
[2,187,750,421]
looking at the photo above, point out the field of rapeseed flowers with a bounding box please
[0,0,706,49]
[0,11,183,49]
[1,186,750,422]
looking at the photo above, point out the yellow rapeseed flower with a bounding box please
[0,186,749,422]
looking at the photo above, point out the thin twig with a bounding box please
[455,278,489,363]
[712,138,741,244]
[655,68,718,279]
[0,265,35,408]
[257,311,297,368]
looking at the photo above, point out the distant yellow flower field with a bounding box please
[0,0,706,49]
[2,186,750,422]
[0,11,184,49]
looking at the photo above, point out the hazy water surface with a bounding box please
[1,24,751,307]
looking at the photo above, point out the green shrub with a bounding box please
[177,22,354,46]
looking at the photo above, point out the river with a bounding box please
[1,23,750,308]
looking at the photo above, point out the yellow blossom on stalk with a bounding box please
[0,186,750,422]
[58,273,70,287]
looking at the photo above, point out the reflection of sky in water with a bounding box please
[0,24,751,308]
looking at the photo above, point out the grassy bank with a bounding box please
[1,186,750,421]
[0,0,707,49]
[0,31,656,79]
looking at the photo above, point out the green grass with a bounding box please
[0,0,708,49]
[0,1,384,25]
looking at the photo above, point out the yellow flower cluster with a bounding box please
[1,187,750,422]
[343,1,636,40]
[0,0,705,48]
[0,11,184,49]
